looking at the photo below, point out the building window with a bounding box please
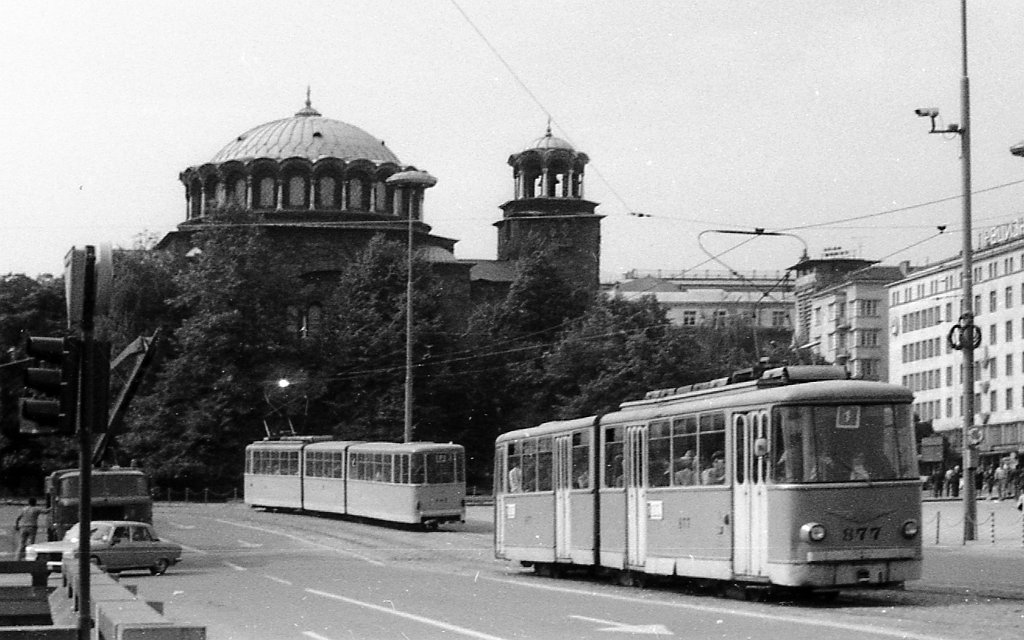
[1007,321,1014,343]
[681,310,697,326]
[858,329,880,347]
[258,176,276,209]
[1007,287,1014,309]
[771,310,788,326]
[990,324,997,345]
[1007,388,1014,410]
[946,397,953,418]
[1007,354,1014,378]
[990,390,998,412]
[990,290,997,313]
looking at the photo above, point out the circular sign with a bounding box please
[967,427,985,446]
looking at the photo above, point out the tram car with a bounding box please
[244,437,466,528]
[494,365,922,591]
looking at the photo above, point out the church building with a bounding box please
[159,95,601,327]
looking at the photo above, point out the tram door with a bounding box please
[553,435,573,560]
[732,411,769,577]
[625,425,647,568]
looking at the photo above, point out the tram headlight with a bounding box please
[901,519,920,539]
[800,522,827,542]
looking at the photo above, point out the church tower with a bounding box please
[496,126,602,294]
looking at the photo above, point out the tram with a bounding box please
[244,437,466,528]
[494,365,922,591]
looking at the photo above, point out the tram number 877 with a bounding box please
[842,527,882,542]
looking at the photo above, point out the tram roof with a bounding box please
[496,377,912,442]
[246,439,463,454]
[347,441,464,454]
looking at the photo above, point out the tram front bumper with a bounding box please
[773,556,921,588]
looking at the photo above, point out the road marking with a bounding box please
[167,522,196,530]
[570,614,673,635]
[307,588,509,640]
[264,574,293,586]
[302,633,333,640]
[213,518,384,566]
[159,536,207,555]
[237,539,262,548]
[482,577,954,640]
[223,561,246,572]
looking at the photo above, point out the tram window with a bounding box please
[507,442,523,492]
[537,437,553,492]
[411,454,425,484]
[671,416,697,486]
[698,413,726,484]
[522,439,538,492]
[455,452,466,483]
[604,427,624,488]
[397,454,409,484]
[648,420,671,487]
[572,431,590,489]
[772,404,917,483]
[382,455,393,483]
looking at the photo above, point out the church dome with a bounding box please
[210,97,401,165]
[525,125,574,152]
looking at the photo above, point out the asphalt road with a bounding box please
[3,499,1023,639]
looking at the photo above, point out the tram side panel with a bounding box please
[498,493,557,563]
[644,488,733,579]
[244,473,302,509]
[304,476,347,515]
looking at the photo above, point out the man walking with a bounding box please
[14,498,46,560]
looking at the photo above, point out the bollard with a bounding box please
[935,511,941,545]
[167,487,172,502]
[204,488,209,503]
[234,487,238,501]
[991,511,996,544]
[185,487,190,502]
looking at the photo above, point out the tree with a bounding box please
[0,273,70,494]
[121,212,305,491]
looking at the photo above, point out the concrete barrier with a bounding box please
[60,556,206,640]
[0,560,75,638]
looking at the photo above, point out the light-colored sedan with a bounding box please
[25,520,182,575]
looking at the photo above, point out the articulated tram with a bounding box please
[244,438,466,528]
[494,366,922,591]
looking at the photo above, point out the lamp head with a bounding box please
[914,108,939,118]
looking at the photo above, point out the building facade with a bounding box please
[802,263,908,381]
[887,221,1024,466]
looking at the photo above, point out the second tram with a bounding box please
[244,438,466,528]
[494,365,922,591]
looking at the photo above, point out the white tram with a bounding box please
[494,366,922,590]
[244,437,466,528]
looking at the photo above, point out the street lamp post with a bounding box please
[916,0,976,541]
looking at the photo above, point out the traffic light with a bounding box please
[20,336,80,435]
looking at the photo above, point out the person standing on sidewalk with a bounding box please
[13,498,46,560]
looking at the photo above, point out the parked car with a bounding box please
[25,520,182,575]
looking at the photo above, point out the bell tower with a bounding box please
[496,125,602,294]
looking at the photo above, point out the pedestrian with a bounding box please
[949,466,961,498]
[930,467,944,498]
[14,497,46,560]
[994,464,1008,501]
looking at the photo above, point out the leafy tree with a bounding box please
[0,273,70,494]
[534,294,712,420]
[121,212,304,492]
[303,235,460,443]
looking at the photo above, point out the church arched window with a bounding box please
[285,174,308,209]
[257,176,276,209]
[317,175,337,208]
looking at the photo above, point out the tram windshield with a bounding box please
[772,403,918,483]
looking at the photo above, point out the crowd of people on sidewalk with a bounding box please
[929,460,1023,508]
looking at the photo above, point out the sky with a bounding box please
[3,1,1024,282]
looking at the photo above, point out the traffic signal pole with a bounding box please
[75,247,99,640]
